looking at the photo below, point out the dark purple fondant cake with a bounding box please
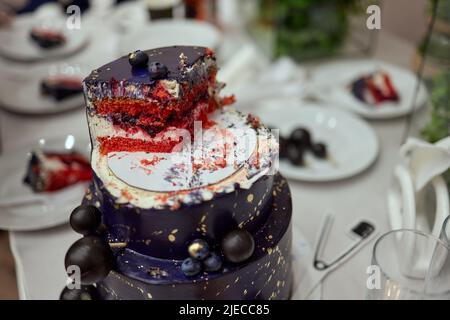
[62,46,293,300]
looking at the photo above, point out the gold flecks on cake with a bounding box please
[152,230,163,236]
[147,292,153,299]
[145,239,151,245]
[267,248,273,255]
[168,234,176,242]
[243,289,248,295]
[247,194,254,203]
[147,267,169,278]
[234,277,240,283]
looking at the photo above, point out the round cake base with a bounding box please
[94,173,293,300]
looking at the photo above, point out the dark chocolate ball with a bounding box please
[311,142,327,159]
[70,205,102,235]
[181,257,202,276]
[290,127,311,148]
[221,230,255,263]
[64,235,114,285]
[203,252,222,272]
[59,285,99,300]
[149,61,168,80]
[286,143,304,166]
[128,50,149,68]
[188,239,210,260]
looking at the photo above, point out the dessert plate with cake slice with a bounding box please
[309,60,428,119]
[0,13,89,62]
[0,62,88,115]
[0,135,91,231]
[255,100,379,182]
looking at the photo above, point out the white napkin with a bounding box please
[219,51,307,107]
[291,225,323,300]
[399,136,450,191]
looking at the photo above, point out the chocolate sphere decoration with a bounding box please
[203,252,222,272]
[221,230,255,263]
[181,257,202,276]
[312,142,327,159]
[70,205,102,235]
[290,127,311,148]
[59,285,99,300]
[128,50,148,68]
[149,61,168,80]
[64,235,114,285]
[188,239,210,260]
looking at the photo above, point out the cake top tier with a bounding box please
[83,46,213,85]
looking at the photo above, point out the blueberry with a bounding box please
[290,128,311,148]
[311,143,327,159]
[149,61,168,80]
[128,50,148,68]
[203,252,222,272]
[286,143,304,166]
[181,257,202,276]
[188,239,210,260]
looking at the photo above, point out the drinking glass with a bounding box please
[367,229,450,300]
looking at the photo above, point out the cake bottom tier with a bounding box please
[96,173,292,300]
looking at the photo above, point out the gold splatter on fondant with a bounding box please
[168,234,176,242]
[247,194,254,203]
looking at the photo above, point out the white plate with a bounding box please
[255,101,379,182]
[0,135,91,231]
[0,14,89,62]
[119,19,221,55]
[0,62,88,115]
[310,60,428,119]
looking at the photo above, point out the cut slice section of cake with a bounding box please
[83,46,234,156]
[23,151,92,192]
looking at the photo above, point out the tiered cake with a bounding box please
[62,46,293,300]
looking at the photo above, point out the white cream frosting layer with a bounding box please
[92,108,278,209]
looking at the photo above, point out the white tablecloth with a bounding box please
[3,30,427,299]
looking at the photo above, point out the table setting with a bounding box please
[0,0,448,302]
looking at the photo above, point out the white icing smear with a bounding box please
[92,108,278,209]
[106,122,257,192]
